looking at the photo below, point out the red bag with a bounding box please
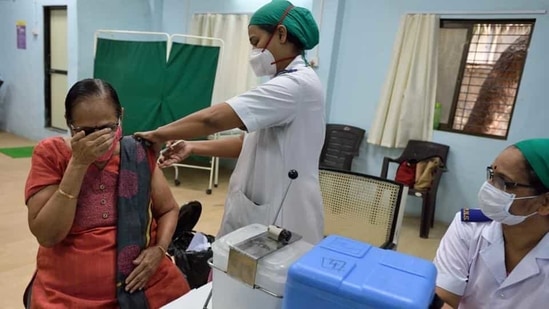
[395,161,416,187]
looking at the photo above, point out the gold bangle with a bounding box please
[156,245,167,255]
[58,188,76,199]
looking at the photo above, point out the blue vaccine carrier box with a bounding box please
[282,235,437,309]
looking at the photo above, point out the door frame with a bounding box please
[44,5,68,131]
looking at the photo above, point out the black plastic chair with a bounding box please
[319,124,365,171]
[380,140,450,238]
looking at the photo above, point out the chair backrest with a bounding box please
[397,140,450,166]
[319,124,365,171]
[319,168,408,249]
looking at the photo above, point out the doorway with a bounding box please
[44,6,68,130]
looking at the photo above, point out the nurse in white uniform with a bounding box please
[135,1,325,244]
[434,138,549,308]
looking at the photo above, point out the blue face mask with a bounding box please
[478,181,538,225]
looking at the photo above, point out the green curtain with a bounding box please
[93,39,220,136]
[162,42,220,130]
[163,42,220,163]
[94,38,167,135]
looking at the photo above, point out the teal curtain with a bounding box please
[94,38,167,135]
[163,43,220,163]
[94,39,220,136]
[162,43,220,130]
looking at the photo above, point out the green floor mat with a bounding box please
[0,146,35,158]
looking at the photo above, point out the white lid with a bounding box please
[212,224,313,296]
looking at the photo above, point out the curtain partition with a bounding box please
[94,35,220,135]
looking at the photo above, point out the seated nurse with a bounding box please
[434,138,549,308]
[24,78,189,308]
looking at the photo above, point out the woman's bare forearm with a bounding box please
[154,207,179,251]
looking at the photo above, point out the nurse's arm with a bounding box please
[156,103,244,141]
[436,286,461,308]
[187,134,244,159]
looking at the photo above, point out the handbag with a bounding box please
[414,157,442,191]
[395,160,417,187]
[168,201,215,289]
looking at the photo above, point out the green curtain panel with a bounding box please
[93,39,220,136]
[94,38,167,134]
[162,43,220,128]
[164,43,220,163]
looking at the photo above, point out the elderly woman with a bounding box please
[24,79,189,308]
[136,0,326,244]
[434,139,549,308]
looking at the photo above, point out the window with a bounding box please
[436,19,535,139]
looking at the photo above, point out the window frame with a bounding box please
[437,19,536,140]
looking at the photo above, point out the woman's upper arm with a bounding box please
[27,185,58,223]
[25,139,65,214]
[150,166,178,217]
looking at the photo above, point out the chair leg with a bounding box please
[430,194,437,228]
[431,199,436,227]
[419,195,431,239]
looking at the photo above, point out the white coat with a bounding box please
[220,56,325,244]
[434,212,549,308]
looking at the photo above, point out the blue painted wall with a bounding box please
[77,0,158,80]
[2,0,548,224]
[330,0,549,223]
[160,0,336,122]
[162,0,313,36]
[0,0,75,140]
[0,0,156,140]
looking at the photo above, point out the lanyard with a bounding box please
[274,69,298,77]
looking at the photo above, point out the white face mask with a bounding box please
[249,48,277,77]
[478,181,538,225]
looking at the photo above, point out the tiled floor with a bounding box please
[0,131,448,308]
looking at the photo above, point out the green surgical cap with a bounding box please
[250,0,319,50]
[515,138,549,189]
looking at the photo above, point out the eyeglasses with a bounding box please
[70,122,119,136]
[486,166,533,191]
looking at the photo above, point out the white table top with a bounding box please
[162,282,213,309]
